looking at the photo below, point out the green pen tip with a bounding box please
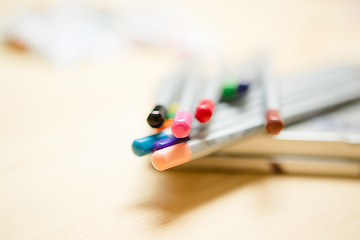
[222,78,238,101]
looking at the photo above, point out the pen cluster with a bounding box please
[132,60,360,171]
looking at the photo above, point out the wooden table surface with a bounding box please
[1,0,360,239]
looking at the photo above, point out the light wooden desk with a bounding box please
[1,0,360,239]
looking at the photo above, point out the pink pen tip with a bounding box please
[195,99,215,123]
[266,110,285,135]
[151,143,192,171]
[171,111,193,138]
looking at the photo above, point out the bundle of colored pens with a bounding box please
[132,58,360,172]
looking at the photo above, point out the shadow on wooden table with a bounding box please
[135,165,267,225]
[133,161,360,226]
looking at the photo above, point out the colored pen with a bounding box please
[165,102,178,119]
[152,69,360,170]
[194,68,224,123]
[221,76,239,102]
[171,68,199,138]
[261,58,284,135]
[236,57,261,96]
[147,70,183,128]
[221,58,260,101]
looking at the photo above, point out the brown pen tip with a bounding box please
[266,110,285,135]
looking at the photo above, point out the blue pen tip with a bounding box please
[132,132,169,156]
[237,83,249,94]
[132,140,151,156]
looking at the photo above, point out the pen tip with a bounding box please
[147,106,166,128]
[195,100,214,123]
[171,123,191,138]
[151,143,192,171]
[266,110,284,135]
[171,111,193,138]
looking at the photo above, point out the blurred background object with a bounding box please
[2,3,217,66]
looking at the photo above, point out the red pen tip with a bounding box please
[195,99,215,123]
